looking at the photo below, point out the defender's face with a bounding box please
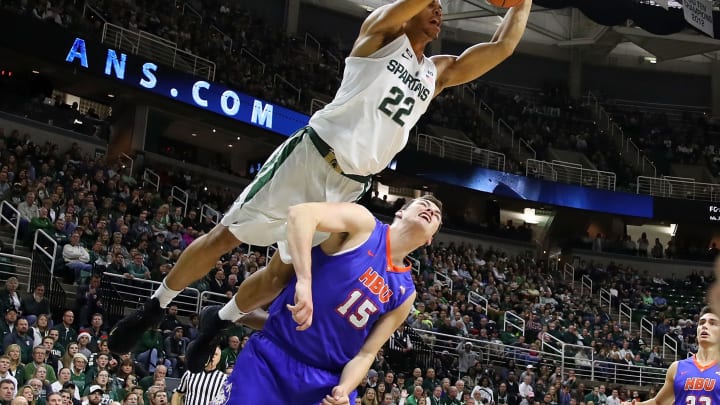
[398,199,441,242]
[697,312,720,344]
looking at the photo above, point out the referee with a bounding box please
[171,346,226,405]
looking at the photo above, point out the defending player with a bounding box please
[109,0,532,356]
[209,196,442,405]
[622,306,720,405]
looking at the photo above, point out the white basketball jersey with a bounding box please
[309,34,437,176]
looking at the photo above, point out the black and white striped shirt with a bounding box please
[174,369,227,405]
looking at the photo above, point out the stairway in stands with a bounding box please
[0,225,77,307]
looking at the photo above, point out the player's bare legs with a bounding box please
[230,252,294,313]
[185,251,294,372]
[165,225,241,289]
[108,223,241,354]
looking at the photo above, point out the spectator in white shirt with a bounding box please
[519,375,534,405]
[606,389,620,405]
[17,192,39,221]
[62,233,92,285]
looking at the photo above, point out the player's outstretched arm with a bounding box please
[431,0,531,95]
[352,1,437,57]
[360,1,436,37]
[286,203,377,330]
[623,361,677,405]
[323,292,417,405]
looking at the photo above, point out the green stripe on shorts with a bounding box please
[240,128,306,207]
[355,180,371,202]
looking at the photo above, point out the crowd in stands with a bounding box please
[0,126,704,405]
[575,232,718,263]
[0,2,716,404]
[604,103,720,178]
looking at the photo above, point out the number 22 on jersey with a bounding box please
[336,290,379,329]
[378,86,415,126]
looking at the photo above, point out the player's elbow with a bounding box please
[287,204,312,224]
[493,41,516,60]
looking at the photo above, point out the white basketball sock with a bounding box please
[151,281,182,308]
[218,299,248,322]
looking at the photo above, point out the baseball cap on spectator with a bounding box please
[526,365,534,369]
[367,370,378,379]
[88,385,103,394]
[73,353,88,363]
[4,308,16,314]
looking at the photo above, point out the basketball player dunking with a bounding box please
[622,306,720,405]
[108,0,533,367]
[213,196,442,405]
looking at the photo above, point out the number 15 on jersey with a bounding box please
[336,290,379,329]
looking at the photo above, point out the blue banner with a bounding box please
[62,38,309,137]
[394,150,655,218]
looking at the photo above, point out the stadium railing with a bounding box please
[171,186,189,217]
[640,317,655,350]
[580,274,592,296]
[636,175,720,202]
[411,328,667,385]
[101,23,216,81]
[526,159,617,191]
[239,48,266,76]
[586,92,657,178]
[562,263,575,283]
[619,303,633,333]
[468,291,488,314]
[198,290,230,311]
[540,329,564,357]
[662,334,678,363]
[30,230,66,320]
[592,358,665,386]
[599,288,613,318]
[99,272,127,326]
[0,201,21,254]
[32,230,57,277]
[503,311,525,337]
[434,271,453,294]
[200,204,220,224]
[101,272,200,317]
[310,98,328,114]
[412,133,506,172]
[142,168,160,192]
[119,153,134,177]
[0,253,31,288]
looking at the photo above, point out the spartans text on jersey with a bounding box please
[386,59,431,101]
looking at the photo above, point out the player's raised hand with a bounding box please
[322,386,350,405]
[287,279,314,330]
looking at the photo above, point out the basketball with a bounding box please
[487,0,525,7]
